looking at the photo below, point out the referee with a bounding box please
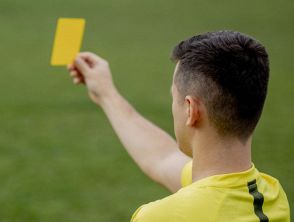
[67,31,290,221]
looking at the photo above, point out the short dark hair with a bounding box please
[171,31,269,140]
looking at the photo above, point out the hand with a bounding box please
[67,52,117,105]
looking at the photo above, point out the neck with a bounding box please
[191,133,252,183]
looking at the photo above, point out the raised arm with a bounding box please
[67,52,191,192]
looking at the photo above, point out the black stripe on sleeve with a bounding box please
[247,179,269,222]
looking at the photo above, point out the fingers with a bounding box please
[67,51,108,86]
[73,77,83,85]
[78,52,107,66]
[69,69,79,78]
[69,67,85,85]
[71,52,107,71]
[74,57,91,74]
[67,64,76,75]
[79,51,104,61]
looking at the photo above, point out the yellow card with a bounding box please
[51,18,85,66]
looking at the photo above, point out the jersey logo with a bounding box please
[247,179,269,222]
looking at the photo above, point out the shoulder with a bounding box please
[259,171,290,204]
[131,185,225,222]
[259,171,287,196]
[258,171,290,220]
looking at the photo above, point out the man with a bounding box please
[67,31,290,221]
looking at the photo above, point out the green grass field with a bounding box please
[0,0,293,221]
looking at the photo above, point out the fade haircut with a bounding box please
[171,31,269,140]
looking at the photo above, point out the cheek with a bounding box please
[172,101,184,140]
[172,102,177,122]
[172,102,193,157]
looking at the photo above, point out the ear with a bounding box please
[184,96,201,127]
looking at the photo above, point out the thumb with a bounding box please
[74,57,91,76]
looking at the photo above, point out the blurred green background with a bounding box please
[0,0,293,221]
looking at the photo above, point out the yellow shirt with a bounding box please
[131,161,290,222]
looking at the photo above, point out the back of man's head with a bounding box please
[171,31,269,142]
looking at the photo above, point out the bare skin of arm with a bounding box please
[67,52,191,192]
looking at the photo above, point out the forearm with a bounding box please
[68,52,191,191]
[99,89,179,181]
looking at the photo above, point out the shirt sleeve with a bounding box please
[131,160,193,222]
[130,205,145,222]
[181,160,193,188]
[130,197,183,222]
